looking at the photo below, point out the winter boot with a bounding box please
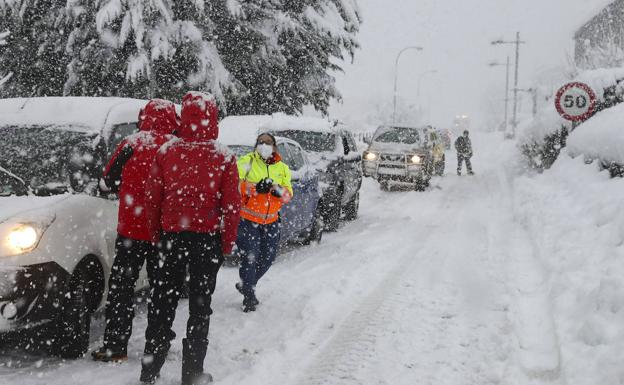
[236,283,259,306]
[91,346,128,363]
[242,297,257,312]
[457,169,461,176]
[181,338,213,385]
[140,351,167,384]
[468,170,474,175]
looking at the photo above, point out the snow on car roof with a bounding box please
[218,115,273,146]
[0,97,148,134]
[567,102,624,165]
[260,114,337,134]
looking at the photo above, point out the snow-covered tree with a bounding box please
[0,0,68,97]
[0,30,11,88]
[0,0,361,115]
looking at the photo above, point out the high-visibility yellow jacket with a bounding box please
[237,151,293,225]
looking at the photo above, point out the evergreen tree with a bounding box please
[0,0,68,96]
[0,30,11,88]
[0,0,361,116]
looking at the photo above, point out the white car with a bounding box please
[0,97,149,357]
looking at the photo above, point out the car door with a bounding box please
[286,142,319,232]
[339,131,362,204]
[276,142,298,242]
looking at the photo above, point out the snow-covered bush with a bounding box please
[518,66,624,172]
[567,102,624,178]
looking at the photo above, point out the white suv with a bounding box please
[0,97,148,358]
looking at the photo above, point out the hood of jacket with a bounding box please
[178,91,219,141]
[138,99,178,135]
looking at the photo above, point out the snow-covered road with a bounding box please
[3,132,617,385]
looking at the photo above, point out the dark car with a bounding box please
[263,116,363,231]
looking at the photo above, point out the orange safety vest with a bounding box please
[238,152,293,225]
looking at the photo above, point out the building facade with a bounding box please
[575,0,624,69]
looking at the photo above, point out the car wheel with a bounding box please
[50,257,103,359]
[302,210,324,245]
[343,192,360,221]
[320,197,340,232]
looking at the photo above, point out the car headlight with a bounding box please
[410,155,422,164]
[7,225,39,252]
[0,217,54,257]
[364,151,378,161]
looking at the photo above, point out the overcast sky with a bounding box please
[329,0,613,130]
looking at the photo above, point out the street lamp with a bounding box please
[492,32,526,138]
[488,57,510,133]
[393,46,423,124]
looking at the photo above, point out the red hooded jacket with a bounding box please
[145,92,241,254]
[101,99,178,242]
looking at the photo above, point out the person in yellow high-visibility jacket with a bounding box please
[235,133,293,312]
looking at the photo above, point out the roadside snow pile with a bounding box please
[518,66,624,170]
[567,102,624,165]
[515,155,624,385]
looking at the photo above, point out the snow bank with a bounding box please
[515,154,624,385]
[567,102,624,164]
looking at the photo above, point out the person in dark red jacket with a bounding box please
[91,99,178,362]
[140,91,241,385]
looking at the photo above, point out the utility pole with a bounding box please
[488,57,510,132]
[392,46,423,124]
[492,32,526,138]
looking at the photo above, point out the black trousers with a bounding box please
[143,232,223,357]
[103,235,158,353]
[457,154,473,173]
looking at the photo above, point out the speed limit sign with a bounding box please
[555,82,597,122]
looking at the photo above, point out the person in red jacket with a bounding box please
[91,99,178,362]
[140,91,241,385]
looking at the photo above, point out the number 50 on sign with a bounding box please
[555,82,597,122]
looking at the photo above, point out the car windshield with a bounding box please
[374,128,422,144]
[0,125,104,195]
[229,145,254,158]
[269,130,336,153]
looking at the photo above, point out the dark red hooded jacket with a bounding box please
[101,99,178,241]
[145,92,241,254]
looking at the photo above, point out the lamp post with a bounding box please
[392,46,423,124]
[492,32,525,138]
[488,56,510,133]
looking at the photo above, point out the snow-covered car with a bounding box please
[0,97,148,358]
[262,116,363,231]
[219,116,323,246]
[362,125,435,190]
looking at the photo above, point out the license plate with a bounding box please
[377,167,406,176]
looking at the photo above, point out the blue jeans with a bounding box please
[237,219,281,297]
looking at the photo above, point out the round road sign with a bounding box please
[555,82,597,122]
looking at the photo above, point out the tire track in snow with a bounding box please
[295,176,508,385]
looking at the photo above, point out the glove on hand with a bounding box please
[271,185,284,198]
[255,178,273,194]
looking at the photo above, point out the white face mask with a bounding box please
[256,143,274,159]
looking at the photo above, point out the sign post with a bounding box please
[555,82,597,123]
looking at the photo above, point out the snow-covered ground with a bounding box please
[0,132,621,385]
